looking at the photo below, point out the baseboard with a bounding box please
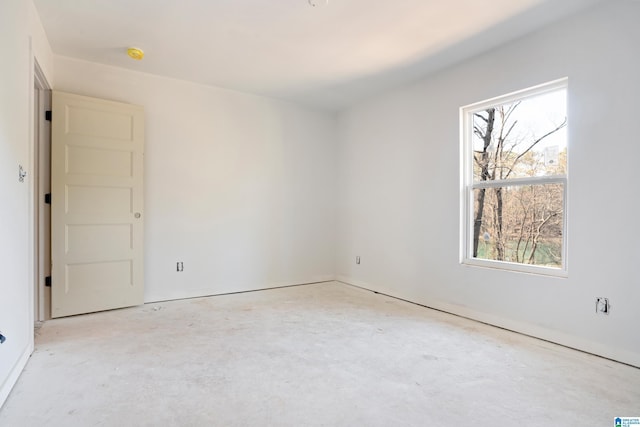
[337,276,640,368]
[0,344,32,409]
[144,276,337,304]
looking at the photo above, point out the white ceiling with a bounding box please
[34,0,602,111]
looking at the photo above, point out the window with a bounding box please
[461,79,568,275]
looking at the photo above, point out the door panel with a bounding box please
[51,91,144,318]
[66,145,133,177]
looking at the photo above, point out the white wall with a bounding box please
[336,0,640,367]
[0,0,54,407]
[28,0,54,80]
[54,57,337,303]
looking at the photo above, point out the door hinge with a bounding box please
[45,276,52,287]
[44,193,51,204]
[45,110,52,121]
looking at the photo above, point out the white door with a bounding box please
[51,91,144,318]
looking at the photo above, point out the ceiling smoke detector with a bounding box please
[127,47,144,60]
[308,0,328,7]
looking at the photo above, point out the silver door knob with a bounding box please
[134,212,141,219]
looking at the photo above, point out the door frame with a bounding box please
[32,59,52,322]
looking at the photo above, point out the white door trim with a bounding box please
[33,59,51,322]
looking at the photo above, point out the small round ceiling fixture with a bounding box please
[127,47,144,60]
[308,0,328,7]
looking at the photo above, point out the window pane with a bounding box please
[472,183,563,268]
[472,90,567,182]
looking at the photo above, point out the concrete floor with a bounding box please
[1,282,638,426]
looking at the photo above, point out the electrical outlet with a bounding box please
[356,256,360,265]
[596,297,610,315]
[177,262,184,272]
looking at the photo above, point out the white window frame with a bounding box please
[460,78,568,277]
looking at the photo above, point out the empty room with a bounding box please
[1,0,639,425]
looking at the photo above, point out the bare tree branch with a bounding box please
[502,120,518,143]
[504,118,567,180]
[474,113,488,124]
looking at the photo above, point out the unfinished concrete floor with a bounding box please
[1,282,638,426]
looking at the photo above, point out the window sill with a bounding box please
[462,258,568,278]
